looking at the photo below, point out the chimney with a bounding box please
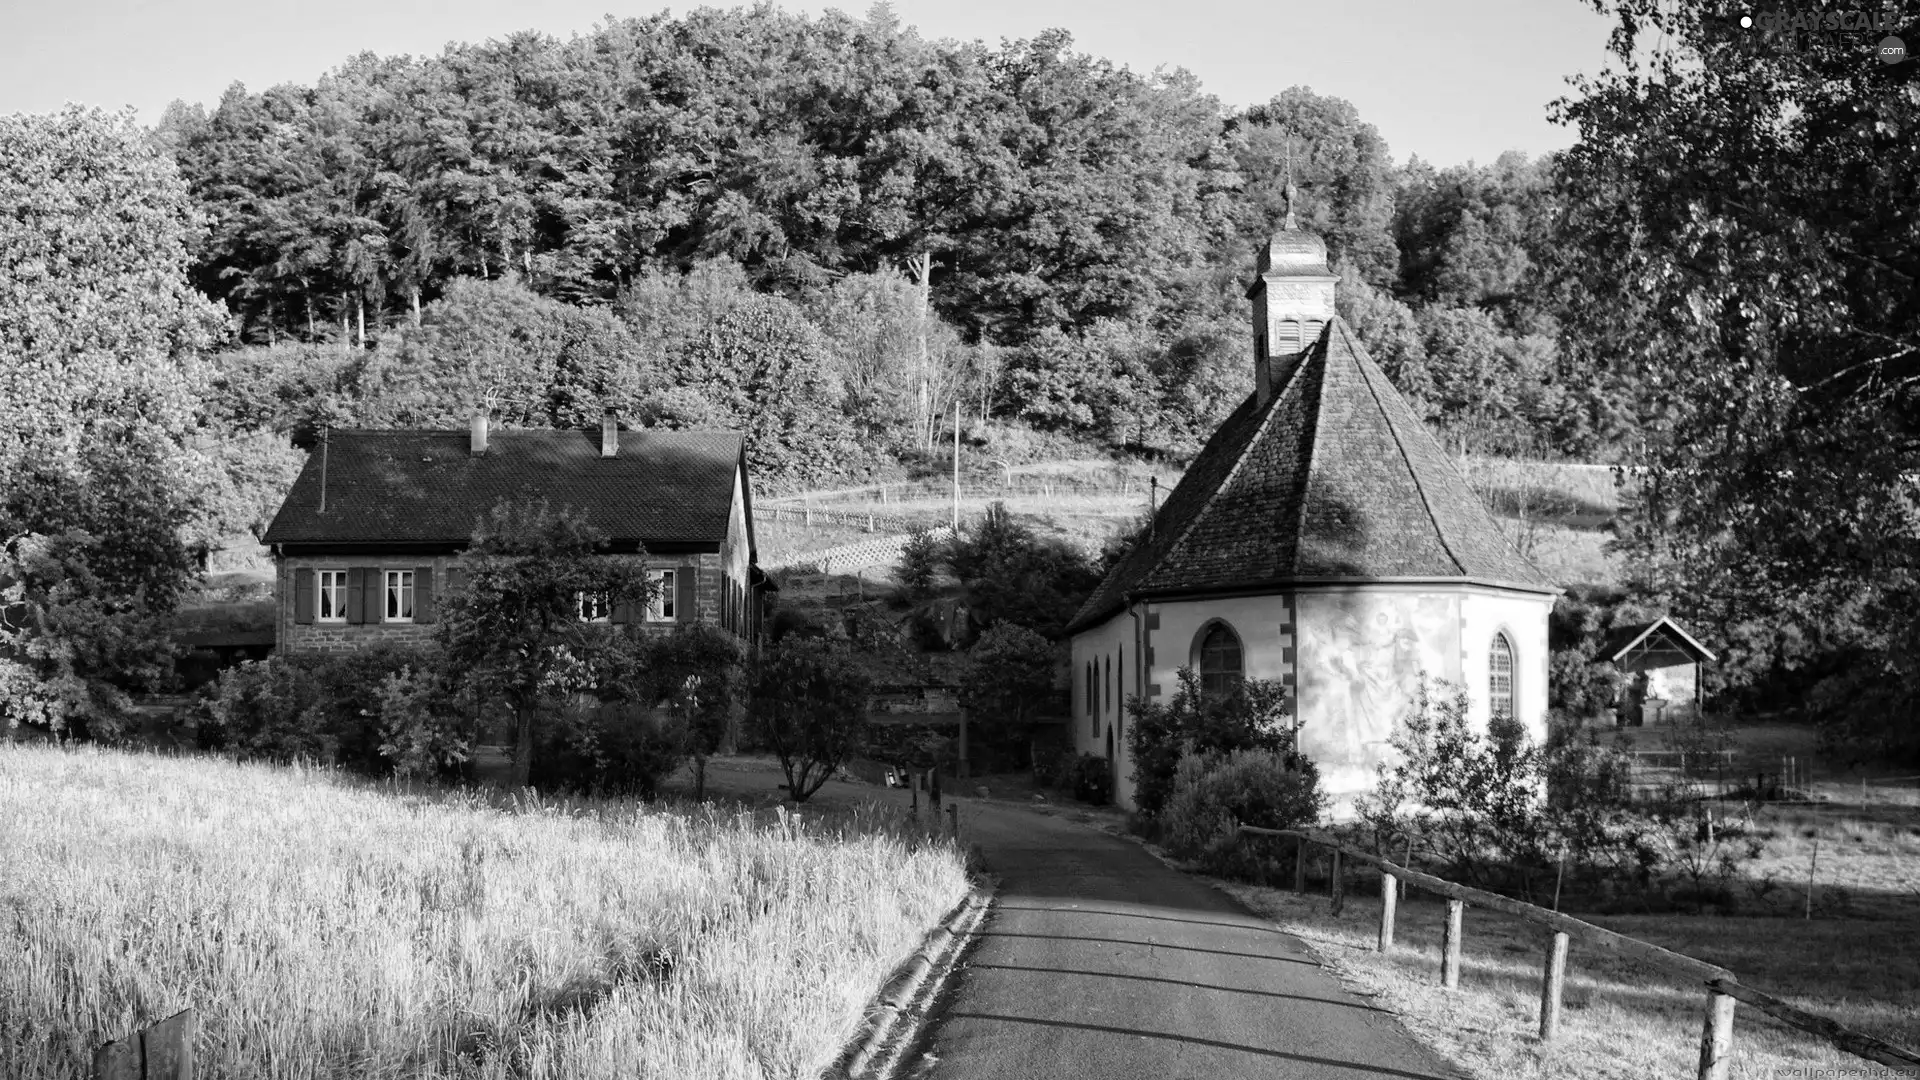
[1246,197,1336,407]
[601,406,619,458]
[470,411,488,456]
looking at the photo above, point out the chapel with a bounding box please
[1063,206,1559,816]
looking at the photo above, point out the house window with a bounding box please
[316,570,346,622]
[1197,622,1243,700]
[648,570,676,621]
[577,592,611,623]
[384,570,414,622]
[1490,632,1515,720]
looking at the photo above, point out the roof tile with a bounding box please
[1068,318,1555,633]
[262,429,744,547]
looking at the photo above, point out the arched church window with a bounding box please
[1490,632,1515,720]
[1197,622,1243,700]
[1086,661,1097,735]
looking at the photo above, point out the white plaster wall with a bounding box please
[1460,590,1554,746]
[1076,586,1552,819]
[1294,589,1464,814]
[1129,594,1295,811]
[1070,615,1131,802]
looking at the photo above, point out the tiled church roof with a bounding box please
[1067,318,1556,634]
[263,429,745,549]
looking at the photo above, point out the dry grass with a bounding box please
[0,743,969,1080]
[1219,875,1920,1080]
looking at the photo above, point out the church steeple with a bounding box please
[1247,180,1336,407]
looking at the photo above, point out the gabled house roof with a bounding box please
[1603,617,1716,666]
[1067,318,1556,634]
[262,429,751,553]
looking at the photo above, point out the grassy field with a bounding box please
[0,744,970,1080]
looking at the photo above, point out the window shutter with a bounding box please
[414,565,436,623]
[347,568,367,625]
[676,565,696,623]
[294,569,315,625]
[611,585,634,625]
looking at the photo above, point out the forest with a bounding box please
[3,0,1918,756]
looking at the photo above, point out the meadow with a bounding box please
[1220,872,1918,1080]
[1208,748,1920,1080]
[0,743,970,1080]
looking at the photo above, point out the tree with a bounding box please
[958,621,1058,743]
[1552,0,1920,755]
[638,624,745,801]
[1231,88,1399,288]
[0,106,226,736]
[946,502,1103,642]
[751,637,873,802]
[433,500,655,787]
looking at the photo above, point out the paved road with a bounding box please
[905,801,1466,1080]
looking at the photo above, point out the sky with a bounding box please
[0,0,1620,167]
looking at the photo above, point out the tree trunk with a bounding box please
[694,753,708,801]
[511,704,535,789]
[410,285,421,326]
[306,296,315,341]
[356,296,366,348]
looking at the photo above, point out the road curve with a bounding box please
[904,801,1467,1080]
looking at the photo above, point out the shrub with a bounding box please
[1125,667,1298,819]
[372,664,474,780]
[893,529,944,606]
[1068,752,1112,805]
[1161,749,1324,882]
[529,699,686,798]
[198,645,443,774]
[1358,677,1756,906]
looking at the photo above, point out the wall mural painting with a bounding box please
[1296,592,1459,794]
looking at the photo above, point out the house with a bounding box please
[1602,616,1716,726]
[260,409,776,653]
[1065,210,1560,816]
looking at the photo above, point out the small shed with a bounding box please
[1602,617,1716,726]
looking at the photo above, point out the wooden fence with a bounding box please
[1237,826,1920,1080]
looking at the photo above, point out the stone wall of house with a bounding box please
[276,551,731,654]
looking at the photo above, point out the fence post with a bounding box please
[1329,849,1345,915]
[1697,985,1737,1080]
[1293,837,1308,894]
[1441,900,1463,989]
[947,803,959,842]
[1539,931,1570,1040]
[1378,871,1398,951]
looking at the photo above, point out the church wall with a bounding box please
[1128,594,1298,811]
[1293,589,1464,816]
[1460,590,1553,745]
[1080,586,1556,820]
[1069,614,1133,804]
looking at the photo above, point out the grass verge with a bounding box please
[1215,869,1918,1080]
[0,743,970,1080]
